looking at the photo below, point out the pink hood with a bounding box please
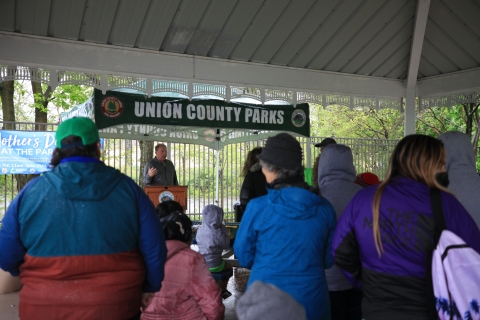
[141,240,224,320]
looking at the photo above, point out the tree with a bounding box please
[1,75,94,192]
[416,106,465,135]
[33,83,93,123]
[0,80,15,129]
[310,104,404,140]
[416,103,480,170]
[461,102,480,151]
[31,80,52,130]
[139,141,154,186]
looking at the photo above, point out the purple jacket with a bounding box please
[333,177,480,319]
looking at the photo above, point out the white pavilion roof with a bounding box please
[0,0,479,110]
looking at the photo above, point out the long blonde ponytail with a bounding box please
[371,134,449,257]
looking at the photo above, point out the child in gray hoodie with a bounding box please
[196,204,232,296]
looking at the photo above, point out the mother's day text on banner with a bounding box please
[0,131,56,174]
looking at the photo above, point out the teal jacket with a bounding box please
[234,185,336,320]
[0,157,167,318]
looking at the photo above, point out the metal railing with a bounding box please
[0,122,399,222]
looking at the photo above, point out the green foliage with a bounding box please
[187,168,216,196]
[0,175,21,219]
[13,81,35,121]
[416,105,480,171]
[49,84,93,111]
[47,84,93,122]
[416,105,465,136]
[0,81,93,123]
[310,104,404,140]
[102,139,138,181]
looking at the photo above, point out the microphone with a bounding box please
[164,164,167,186]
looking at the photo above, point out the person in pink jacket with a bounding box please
[141,213,225,320]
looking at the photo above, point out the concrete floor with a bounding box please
[0,291,19,319]
[0,268,249,320]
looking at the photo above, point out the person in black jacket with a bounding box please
[236,147,267,222]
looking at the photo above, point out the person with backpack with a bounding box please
[332,134,480,320]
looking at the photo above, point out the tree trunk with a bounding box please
[0,80,32,192]
[22,80,53,190]
[139,140,154,186]
[0,80,15,129]
[473,105,480,161]
[462,103,480,138]
[31,80,52,131]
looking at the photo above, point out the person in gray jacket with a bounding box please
[196,204,232,294]
[317,144,363,320]
[236,281,307,320]
[438,131,480,228]
[142,143,178,186]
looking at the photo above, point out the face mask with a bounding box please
[435,172,449,188]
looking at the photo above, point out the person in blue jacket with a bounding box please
[234,133,337,320]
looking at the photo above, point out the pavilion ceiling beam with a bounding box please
[0,31,405,98]
[405,0,430,136]
[406,0,430,89]
[417,67,480,97]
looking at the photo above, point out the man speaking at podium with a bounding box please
[143,143,178,186]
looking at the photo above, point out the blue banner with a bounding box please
[0,131,56,174]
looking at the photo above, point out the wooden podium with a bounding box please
[144,186,188,210]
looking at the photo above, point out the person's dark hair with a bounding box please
[50,136,100,168]
[155,200,184,219]
[241,147,263,178]
[160,212,192,243]
[259,159,303,181]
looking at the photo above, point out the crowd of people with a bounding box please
[234,132,480,320]
[0,118,479,320]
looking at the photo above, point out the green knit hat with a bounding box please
[56,117,99,148]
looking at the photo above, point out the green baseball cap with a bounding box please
[56,117,99,148]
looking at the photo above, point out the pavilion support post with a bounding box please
[403,0,430,136]
[167,142,171,160]
[214,141,220,204]
[404,87,416,136]
[214,129,220,204]
[306,138,312,168]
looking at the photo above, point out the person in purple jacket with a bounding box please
[333,134,480,320]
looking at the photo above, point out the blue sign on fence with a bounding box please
[0,131,56,174]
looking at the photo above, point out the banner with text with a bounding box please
[0,130,56,174]
[93,89,309,148]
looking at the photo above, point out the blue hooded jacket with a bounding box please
[0,157,167,319]
[234,185,336,320]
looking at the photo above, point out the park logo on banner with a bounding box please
[291,109,307,128]
[100,96,124,118]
